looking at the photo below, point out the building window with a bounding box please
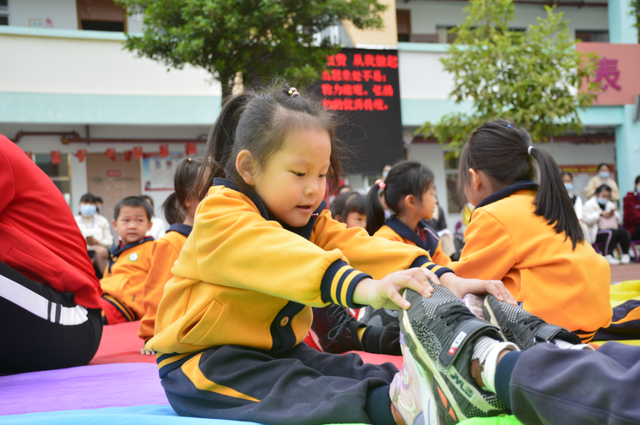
[397,9,411,42]
[35,153,72,199]
[444,154,462,214]
[0,0,8,26]
[437,27,457,44]
[77,0,126,32]
[575,30,609,42]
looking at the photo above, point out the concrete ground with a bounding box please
[611,261,640,283]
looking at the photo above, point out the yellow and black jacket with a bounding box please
[101,236,154,322]
[147,178,453,372]
[138,224,191,341]
[450,181,612,342]
[374,218,452,267]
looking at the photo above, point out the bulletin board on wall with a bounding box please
[141,153,188,191]
[313,48,405,174]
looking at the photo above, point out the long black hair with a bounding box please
[458,120,584,249]
[365,160,434,235]
[196,83,345,200]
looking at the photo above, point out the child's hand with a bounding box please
[353,268,438,310]
[440,273,516,305]
[140,347,154,356]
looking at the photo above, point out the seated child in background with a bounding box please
[328,190,354,222]
[450,120,611,342]
[363,160,452,327]
[341,191,367,229]
[100,196,154,325]
[139,158,205,350]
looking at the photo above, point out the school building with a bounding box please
[1,0,638,227]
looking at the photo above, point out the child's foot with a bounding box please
[482,295,583,351]
[389,341,440,425]
[310,304,363,353]
[399,286,508,423]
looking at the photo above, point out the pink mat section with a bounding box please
[90,320,404,369]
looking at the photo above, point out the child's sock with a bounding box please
[554,339,595,351]
[472,337,519,393]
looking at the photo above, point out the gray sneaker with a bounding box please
[399,286,508,424]
[482,295,582,350]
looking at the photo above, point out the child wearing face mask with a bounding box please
[75,193,113,278]
[583,163,620,202]
[584,184,631,265]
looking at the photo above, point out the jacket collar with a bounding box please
[475,180,538,210]
[108,236,154,273]
[384,218,439,255]
[213,177,326,241]
[167,223,192,237]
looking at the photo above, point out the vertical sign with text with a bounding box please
[316,49,404,174]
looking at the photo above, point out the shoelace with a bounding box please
[439,304,475,327]
[520,315,545,331]
[326,304,354,341]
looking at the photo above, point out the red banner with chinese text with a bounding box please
[185,142,197,156]
[74,149,86,163]
[133,146,143,160]
[159,144,169,158]
[105,148,116,161]
[50,150,62,165]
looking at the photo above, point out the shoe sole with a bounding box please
[399,293,470,424]
[398,343,443,425]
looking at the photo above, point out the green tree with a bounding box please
[117,0,387,98]
[418,0,600,156]
[631,0,640,38]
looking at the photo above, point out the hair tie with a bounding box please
[375,179,386,190]
[528,146,533,155]
[288,87,300,97]
[187,157,192,163]
[506,124,512,128]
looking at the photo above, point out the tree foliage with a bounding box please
[417,0,600,156]
[631,0,640,37]
[117,0,387,98]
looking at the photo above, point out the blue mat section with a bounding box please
[0,404,264,425]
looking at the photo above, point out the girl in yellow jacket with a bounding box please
[145,86,514,425]
[138,157,205,347]
[366,160,452,267]
[450,120,612,343]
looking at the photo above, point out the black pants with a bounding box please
[596,228,630,255]
[632,226,640,241]
[161,343,398,425]
[0,261,103,373]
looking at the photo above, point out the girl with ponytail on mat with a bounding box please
[144,85,515,425]
[449,120,612,343]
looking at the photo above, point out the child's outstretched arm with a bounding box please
[439,273,516,305]
[353,268,437,310]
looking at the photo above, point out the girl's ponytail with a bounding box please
[365,182,386,236]
[162,192,184,225]
[460,120,583,250]
[529,147,584,248]
[197,93,251,200]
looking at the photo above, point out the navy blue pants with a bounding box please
[160,343,399,425]
[496,342,640,425]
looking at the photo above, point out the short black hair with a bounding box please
[342,192,366,217]
[114,196,153,221]
[80,193,98,204]
[635,175,640,186]
[595,184,612,196]
[597,163,610,172]
[561,171,573,181]
[330,190,354,221]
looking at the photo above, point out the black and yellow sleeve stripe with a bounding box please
[410,256,454,278]
[320,260,370,309]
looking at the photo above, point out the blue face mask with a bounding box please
[382,171,389,179]
[564,183,573,191]
[80,204,97,217]
[599,172,610,180]
[597,197,608,206]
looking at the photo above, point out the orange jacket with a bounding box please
[374,219,452,266]
[138,224,191,341]
[450,185,611,342]
[101,237,154,321]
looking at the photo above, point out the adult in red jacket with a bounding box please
[623,175,640,242]
[0,135,103,372]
